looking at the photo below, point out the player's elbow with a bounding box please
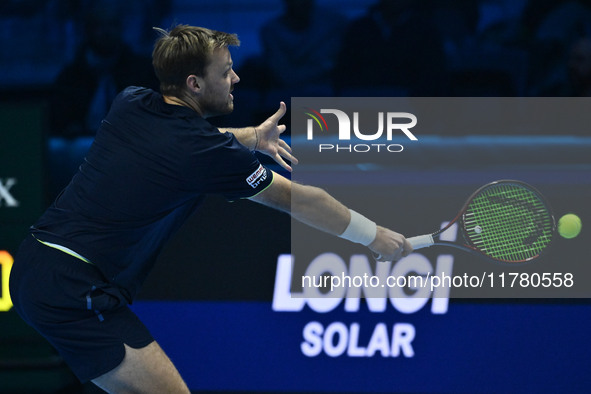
[250,174,328,216]
[249,171,291,212]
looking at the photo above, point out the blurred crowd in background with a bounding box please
[2,0,591,195]
[3,0,591,135]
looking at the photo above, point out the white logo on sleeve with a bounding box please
[246,164,268,189]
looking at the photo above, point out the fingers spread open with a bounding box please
[269,102,287,123]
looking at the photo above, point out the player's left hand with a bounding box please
[255,101,299,172]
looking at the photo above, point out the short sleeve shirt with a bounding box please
[32,87,273,301]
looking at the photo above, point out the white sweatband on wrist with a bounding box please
[339,209,377,246]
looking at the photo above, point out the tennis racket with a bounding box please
[403,180,555,263]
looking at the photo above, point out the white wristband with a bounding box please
[339,209,377,246]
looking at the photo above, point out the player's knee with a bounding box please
[92,342,189,393]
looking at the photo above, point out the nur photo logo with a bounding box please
[303,107,418,153]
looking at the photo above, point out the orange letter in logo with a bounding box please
[0,250,13,311]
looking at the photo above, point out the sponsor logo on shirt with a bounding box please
[246,164,267,189]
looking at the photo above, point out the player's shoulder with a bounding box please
[107,86,155,114]
[117,86,156,104]
[109,86,169,120]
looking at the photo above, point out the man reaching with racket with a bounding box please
[9,25,411,393]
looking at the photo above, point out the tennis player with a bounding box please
[9,25,411,393]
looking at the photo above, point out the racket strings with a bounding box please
[463,184,553,262]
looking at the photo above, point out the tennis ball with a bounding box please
[558,213,582,239]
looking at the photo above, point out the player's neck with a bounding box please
[163,94,205,117]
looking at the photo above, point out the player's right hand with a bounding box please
[369,226,413,262]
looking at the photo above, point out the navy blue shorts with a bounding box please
[9,235,154,383]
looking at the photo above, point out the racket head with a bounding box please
[457,180,555,263]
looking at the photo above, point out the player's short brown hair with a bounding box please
[152,25,240,96]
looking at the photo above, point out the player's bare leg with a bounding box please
[92,341,190,393]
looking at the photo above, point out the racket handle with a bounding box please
[407,234,434,250]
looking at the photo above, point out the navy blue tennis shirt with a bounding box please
[32,86,273,302]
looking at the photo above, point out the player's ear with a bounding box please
[186,75,203,93]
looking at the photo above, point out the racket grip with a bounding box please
[407,234,434,250]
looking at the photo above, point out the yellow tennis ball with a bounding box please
[558,214,582,239]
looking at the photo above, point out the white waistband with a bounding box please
[35,238,93,264]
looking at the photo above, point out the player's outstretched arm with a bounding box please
[220,102,298,172]
[250,171,412,261]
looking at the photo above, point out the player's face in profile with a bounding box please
[199,47,240,117]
